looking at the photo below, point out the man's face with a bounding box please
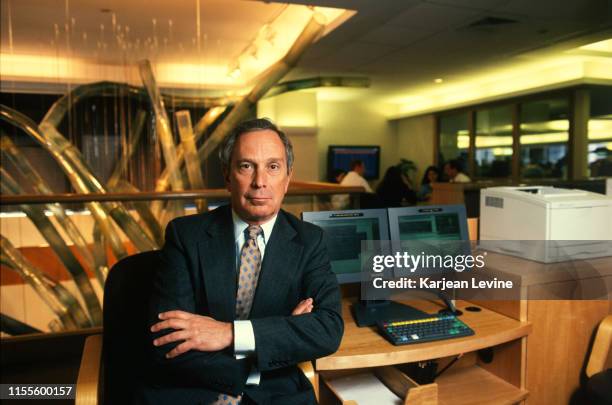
[355,163,366,176]
[225,130,292,225]
[444,163,456,178]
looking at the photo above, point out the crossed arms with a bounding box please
[147,218,343,394]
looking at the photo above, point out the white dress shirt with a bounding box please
[451,172,472,183]
[331,170,373,209]
[231,210,277,386]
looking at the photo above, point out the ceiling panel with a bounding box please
[496,0,612,23]
[358,24,436,47]
[385,2,485,29]
[425,0,512,12]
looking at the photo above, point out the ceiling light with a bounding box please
[434,78,443,84]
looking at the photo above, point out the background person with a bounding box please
[340,159,373,192]
[444,159,471,183]
[331,159,374,209]
[417,165,440,202]
[376,165,417,207]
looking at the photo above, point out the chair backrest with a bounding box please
[586,315,612,378]
[102,250,159,404]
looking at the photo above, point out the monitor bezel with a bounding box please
[327,145,381,181]
[387,204,470,303]
[301,208,390,284]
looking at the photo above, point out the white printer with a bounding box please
[480,186,612,262]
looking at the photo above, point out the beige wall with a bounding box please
[259,92,399,185]
[258,92,319,181]
[258,93,436,188]
[395,114,436,185]
[258,91,317,127]
[317,99,397,184]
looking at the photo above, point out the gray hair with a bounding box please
[218,118,294,174]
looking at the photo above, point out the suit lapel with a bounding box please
[250,211,303,318]
[199,206,236,322]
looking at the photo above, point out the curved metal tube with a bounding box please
[0,105,129,258]
[1,169,102,325]
[197,13,326,163]
[175,110,207,212]
[0,134,105,284]
[1,237,89,329]
[0,105,156,254]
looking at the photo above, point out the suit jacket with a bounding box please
[138,205,344,405]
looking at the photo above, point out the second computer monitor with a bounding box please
[301,208,389,284]
[388,205,469,242]
[387,205,470,270]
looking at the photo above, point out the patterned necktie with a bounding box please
[236,225,263,319]
[212,225,262,405]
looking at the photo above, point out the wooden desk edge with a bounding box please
[316,321,532,371]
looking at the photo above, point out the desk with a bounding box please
[317,298,531,405]
[469,253,612,405]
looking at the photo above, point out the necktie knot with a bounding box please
[246,225,262,240]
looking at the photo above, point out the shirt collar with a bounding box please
[232,209,278,245]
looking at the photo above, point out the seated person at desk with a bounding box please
[444,159,471,183]
[332,159,374,209]
[376,165,417,207]
[341,159,373,192]
[417,166,440,202]
[141,118,344,405]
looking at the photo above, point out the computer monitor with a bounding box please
[388,205,469,244]
[302,208,430,326]
[301,208,388,284]
[387,204,470,310]
[327,145,381,181]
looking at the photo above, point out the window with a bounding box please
[475,105,513,178]
[588,86,612,177]
[520,97,570,179]
[438,112,469,168]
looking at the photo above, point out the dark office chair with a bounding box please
[584,315,612,404]
[75,251,317,404]
[74,250,159,404]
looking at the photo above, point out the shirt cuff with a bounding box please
[233,320,256,356]
[246,368,261,386]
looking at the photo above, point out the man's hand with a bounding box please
[292,298,313,315]
[152,300,313,359]
[151,310,233,358]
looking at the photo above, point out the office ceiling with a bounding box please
[289,0,612,103]
[1,0,611,105]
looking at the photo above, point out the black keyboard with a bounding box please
[377,313,474,345]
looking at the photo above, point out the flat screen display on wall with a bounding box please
[327,145,380,181]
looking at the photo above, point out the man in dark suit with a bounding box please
[141,118,344,404]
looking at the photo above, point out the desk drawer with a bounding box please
[319,367,437,405]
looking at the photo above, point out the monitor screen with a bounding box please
[302,209,389,284]
[388,205,470,265]
[327,145,380,181]
[388,205,468,241]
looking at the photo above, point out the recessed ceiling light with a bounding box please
[434,78,443,84]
